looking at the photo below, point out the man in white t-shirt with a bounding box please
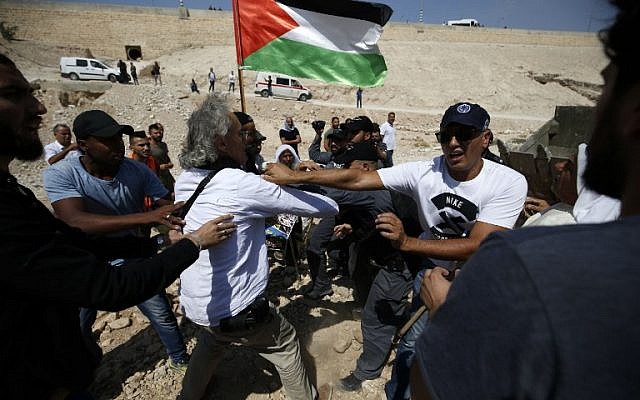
[380,112,396,167]
[176,95,338,400]
[208,68,216,92]
[43,123,80,164]
[228,70,236,92]
[264,102,527,396]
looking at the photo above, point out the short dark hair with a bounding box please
[52,123,70,133]
[331,116,339,122]
[148,123,162,131]
[600,0,640,91]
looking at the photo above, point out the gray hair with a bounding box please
[52,123,70,133]
[179,94,231,169]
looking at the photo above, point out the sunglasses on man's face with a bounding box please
[435,127,483,144]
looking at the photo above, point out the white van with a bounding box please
[446,18,480,27]
[59,57,120,82]
[254,72,312,101]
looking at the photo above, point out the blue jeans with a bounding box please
[79,259,187,363]
[80,292,187,363]
[385,269,430,400]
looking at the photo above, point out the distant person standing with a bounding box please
[279,116,301,156]
[152,61,162,85]
[43,123,80,164]
[228,70,236,92]
[149,122,176,195]
[117,60,128,83]
[380,112,396,167]
[130,62,139,85]
[356,87,363,108]
[208,68,216,92]
[267,75,273,97]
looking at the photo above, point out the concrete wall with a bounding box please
[0,1,235,59]
[0,1,599,61]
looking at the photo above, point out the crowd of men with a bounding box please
[2,1,639,399]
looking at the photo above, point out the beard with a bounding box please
[4,127,44,161]
[583,107,627,200]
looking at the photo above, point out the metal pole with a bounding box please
[232,0,246,112]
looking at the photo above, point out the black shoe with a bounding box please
[336,373,362,392]
[304,287,333,300]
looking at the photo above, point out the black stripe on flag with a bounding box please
[277,0,393,26]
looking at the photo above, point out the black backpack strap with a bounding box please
[173,168,221,219]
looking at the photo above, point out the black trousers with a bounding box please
[353,265,413,380]
[306,217,334,291]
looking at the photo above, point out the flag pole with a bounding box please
[232,0,247,113]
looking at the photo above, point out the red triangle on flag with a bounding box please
[234,0,299,62]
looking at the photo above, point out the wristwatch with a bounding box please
[154,233,169,252]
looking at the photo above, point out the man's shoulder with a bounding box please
[44,141,61,151]
[491,217,638,259]
[45,155,81,175]
[483,158,525,184]
[119,158,158,179]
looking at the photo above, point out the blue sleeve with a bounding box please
[43,163,83,203]
[140,165,169,200]
[415,234,556,400]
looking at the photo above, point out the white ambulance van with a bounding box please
[59,57,120,82]
[254,72,312,101]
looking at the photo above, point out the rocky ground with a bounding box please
[2,23,606,399]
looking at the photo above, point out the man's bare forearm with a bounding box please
[291,168,384,191]
[399,236,480,261]
[61,211,151,234]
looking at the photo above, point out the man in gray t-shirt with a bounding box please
[43,110,190,371]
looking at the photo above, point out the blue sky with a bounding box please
[52,0,617,32]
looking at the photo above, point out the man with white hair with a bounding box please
[175,95,338,400]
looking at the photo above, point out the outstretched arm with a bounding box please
[52,197,184,234]
[263,162,384,191]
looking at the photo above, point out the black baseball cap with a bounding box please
[73,110,134,140]
[327,128,347,141]
[252,130,267,141]
[234,111,254,126]
[440,103,490,131]
[344,116,374,133]
[333,141,379,165]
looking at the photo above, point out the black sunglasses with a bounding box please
[435,127,483,144]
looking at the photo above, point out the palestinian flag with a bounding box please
[232,0,393,87]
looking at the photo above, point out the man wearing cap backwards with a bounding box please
[320,142,423,389]
[43,109,193,372]
[0,54,235,399]
[235,111,267,173]
[309,120,350,167]
[323,116,340,151]
[264,102,527,396]
[412,1,640,398]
